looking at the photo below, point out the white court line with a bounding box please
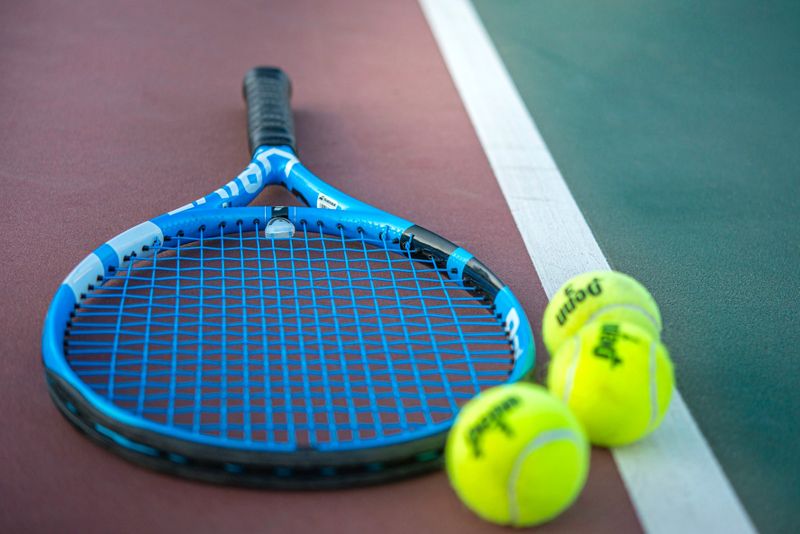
[418,1,757,532]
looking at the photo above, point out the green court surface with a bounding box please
[472,1,799,532]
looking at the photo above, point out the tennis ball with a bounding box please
[446,383,589,527]
[542,271,662,356]
[547,321,674,447]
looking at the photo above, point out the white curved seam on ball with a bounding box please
[507,429,581,524]
[563,339,581,403]
[648,341,658,431]
[585,304,661,333]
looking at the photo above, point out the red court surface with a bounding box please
[2,1,638,531]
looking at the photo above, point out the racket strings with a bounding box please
[65,222,514,449]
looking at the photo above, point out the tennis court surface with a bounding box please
[1,1,796,533]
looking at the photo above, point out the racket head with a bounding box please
[42,199,534,487]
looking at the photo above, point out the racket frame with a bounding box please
[41,70,535,488]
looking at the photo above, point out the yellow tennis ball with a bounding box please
[445,383,589,527]
[542,271,662,356]
[547,321,674,447]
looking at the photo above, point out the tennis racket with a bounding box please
[41,67,535,488]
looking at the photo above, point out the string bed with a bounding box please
[65,221,514,450]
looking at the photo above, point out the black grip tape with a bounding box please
[243,67,295,154]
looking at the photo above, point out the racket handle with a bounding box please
[243,66,296,154]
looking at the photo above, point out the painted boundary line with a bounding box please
[418,1,756,532]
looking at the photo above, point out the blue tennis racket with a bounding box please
[41,67,535,488]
